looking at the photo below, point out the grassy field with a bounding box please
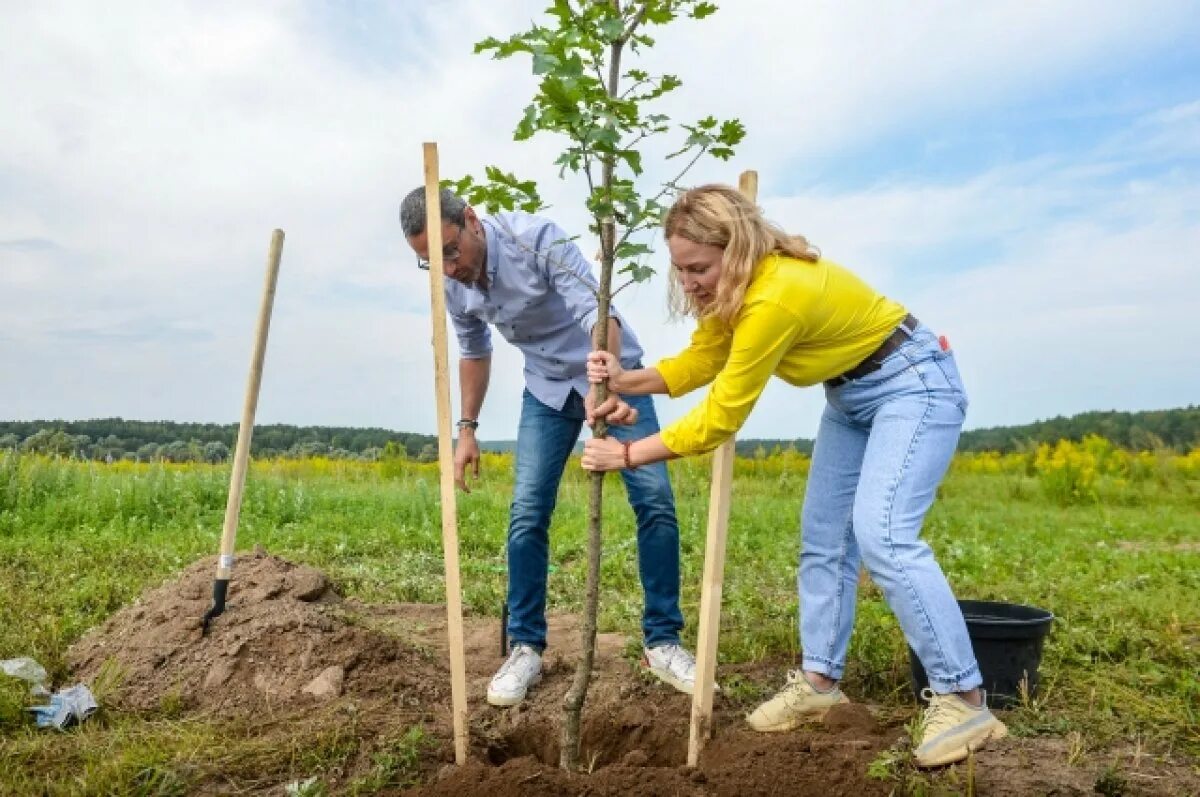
[0,440,1198,794]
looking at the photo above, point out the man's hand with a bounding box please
[585,390,639,428]
[454,432,481,493]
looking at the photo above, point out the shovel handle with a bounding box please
[215,230,284,580]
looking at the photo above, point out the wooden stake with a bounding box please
[687,169,757,767]
[423,142,469,765]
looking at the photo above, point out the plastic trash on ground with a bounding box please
[1,657,49,686]
[28,684,99,730]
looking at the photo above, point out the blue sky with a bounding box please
[1,1,1198,441]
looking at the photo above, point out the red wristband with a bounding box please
[622,440,637,470]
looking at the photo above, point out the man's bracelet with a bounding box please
[622,440,637,470]
[456,419,479,432]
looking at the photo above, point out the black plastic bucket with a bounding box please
[909,599,1054,709]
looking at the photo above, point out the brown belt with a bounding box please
[824,314,919,388]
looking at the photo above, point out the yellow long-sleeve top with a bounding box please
[656,254,908,456]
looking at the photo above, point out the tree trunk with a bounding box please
[560,228,615,772]
[560,4,629,771]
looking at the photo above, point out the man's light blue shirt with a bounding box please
[445,211,644,412]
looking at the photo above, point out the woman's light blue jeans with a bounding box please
[800,324,982,694]
[507,387,684,651]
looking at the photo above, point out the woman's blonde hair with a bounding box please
[664,184,818,324]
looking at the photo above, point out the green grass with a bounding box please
[1,450,1197,793]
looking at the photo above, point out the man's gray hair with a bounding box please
[399,187,468,237]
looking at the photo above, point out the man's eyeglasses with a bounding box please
[416,226,465,270]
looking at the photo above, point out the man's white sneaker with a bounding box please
[643,643,713,696]
[487,644,543,707]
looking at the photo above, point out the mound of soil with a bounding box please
[68,550,448,716]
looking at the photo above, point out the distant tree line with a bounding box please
[957,406,1200,453]
[734,438,814,457]
[731,406,1200,457]
[0,419,437,463]
[1,407,1196,463]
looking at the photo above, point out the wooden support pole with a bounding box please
[423,142,469,765]
[687,169,758,767]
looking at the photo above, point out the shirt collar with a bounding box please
[482,216,502,284]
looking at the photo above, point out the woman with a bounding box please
[581,184,1006,767]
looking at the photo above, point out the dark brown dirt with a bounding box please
[411,695,896,797]
[67,553,1200,795]
[68,550,449,715]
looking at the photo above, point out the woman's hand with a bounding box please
[587,351,624,390]
[580,437,627,472]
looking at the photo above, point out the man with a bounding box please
[400,187,696,707]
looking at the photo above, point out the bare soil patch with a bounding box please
[69,550,448,716]
[67,553,1200,795]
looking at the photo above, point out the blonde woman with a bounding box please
[581,184,1006,767]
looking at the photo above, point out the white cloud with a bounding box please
[634,0,1200,179]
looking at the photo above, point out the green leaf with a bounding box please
[541,77,581,112]
[619,149,643,176]
[514,104,539,141]
[598,18,623,42]
[618,261,656,282]
[643,6,675,25]
[456,166,547,215]
[473,36,502,55]
[560,52,585,77]
[614,241,653,259]
[589,125,621,151]
[719,118,747,145]
[548,0,574,26]
[440,175,475,195]
[532,50,559,75]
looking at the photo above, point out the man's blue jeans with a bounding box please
[507,388,684,650]
[800,324,983,694]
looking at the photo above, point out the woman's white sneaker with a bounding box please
[746,670,849,732]
[913,689,1007,767]
[486,644,543,707]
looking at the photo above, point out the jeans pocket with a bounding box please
[934,353,969,414]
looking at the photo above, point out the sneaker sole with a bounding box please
[486,673,542,707]
[746,696,850,733]
[914,719,1009,768]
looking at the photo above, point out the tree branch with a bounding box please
[613,219,655,257]
[618,127,652,152]
[620,1,652,43]
[619,75,651,99]
[649,141,711,206]
[611,275,639,297]
[490,216,602,298]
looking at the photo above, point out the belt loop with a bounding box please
[899,313,918,337]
